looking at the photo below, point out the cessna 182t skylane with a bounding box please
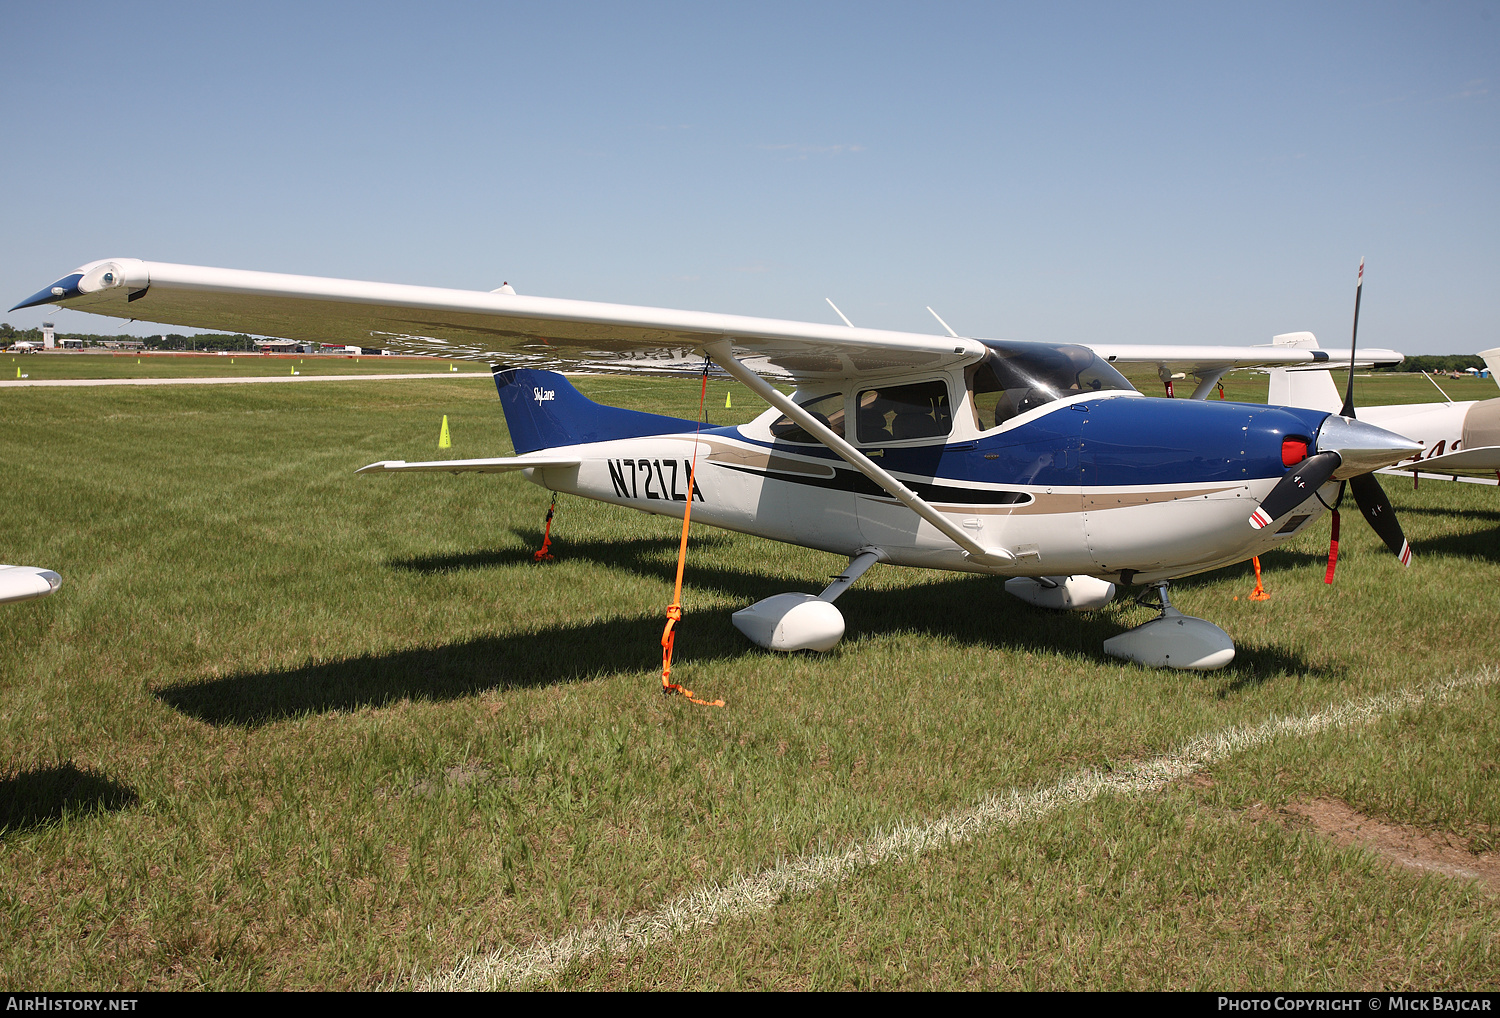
[14,258,1423,669]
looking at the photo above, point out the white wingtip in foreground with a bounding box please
[0,565,62,605]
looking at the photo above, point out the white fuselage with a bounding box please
[518,396,1319,586]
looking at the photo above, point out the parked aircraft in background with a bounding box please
[14,257,1423,670]
[1265,334,1500,485]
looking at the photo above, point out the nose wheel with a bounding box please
[1102,581,1236,671]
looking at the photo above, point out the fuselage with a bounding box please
[1361,399,1500,475]
[502,364,1336,586]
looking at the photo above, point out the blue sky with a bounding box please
[2,1,1495,354]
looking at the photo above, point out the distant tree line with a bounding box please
[137,333,258,351]
[1372,355,1486,373]
[0,324,42,342]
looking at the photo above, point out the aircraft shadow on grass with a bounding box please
[1392,502,1500,525]
[158,536,1328,728]
[1244,523,1500,569]
[1410,529,1500,564]
[0,762,139,837]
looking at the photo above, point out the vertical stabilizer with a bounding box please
[492,367,699,454]
[1481,347,1500,392]
[1266,333,1342,413]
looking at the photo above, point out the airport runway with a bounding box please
[0,372,492,388]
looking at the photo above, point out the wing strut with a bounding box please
[704,340,1015,567]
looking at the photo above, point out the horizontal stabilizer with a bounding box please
[1383,446,1500,475]
[357,457,580,475]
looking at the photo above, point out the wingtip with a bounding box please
[11,272,85,313]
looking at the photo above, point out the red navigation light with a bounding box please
[1282,437,1309,467]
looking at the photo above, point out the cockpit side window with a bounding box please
[769,391,846,444]
[968,342,1133,431]
[857,380,951,443]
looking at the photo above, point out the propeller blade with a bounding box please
[1249,451,1341,530]
[1349,471,1412,567]
[1340,257,1364,419]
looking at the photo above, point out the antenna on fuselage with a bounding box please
[926,306,960,338]
[825,298,854,327]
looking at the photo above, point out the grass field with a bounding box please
[1,370,1497,989]
[2,351,489,381]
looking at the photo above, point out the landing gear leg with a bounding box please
[1101,580,1236,671]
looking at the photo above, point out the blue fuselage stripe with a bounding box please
[717,398,1330,489]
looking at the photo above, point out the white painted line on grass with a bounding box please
[0,372,491,388]
[419,668,1499,991]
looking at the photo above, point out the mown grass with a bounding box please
[1,352,488,380]
[0,372,1496,989]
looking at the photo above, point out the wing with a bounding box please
[356,456,581,474]
[15,257,1408,386]
[1093,344,1405,375]
[14,258,982,381]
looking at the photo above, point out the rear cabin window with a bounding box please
[968,343,1133,431]
[856,380,952,443]
[769,391,845,444]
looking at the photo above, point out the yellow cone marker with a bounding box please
[450,363,457,372]
[438,415,452,449]
[15,367,20,379]
[725,391,732,409]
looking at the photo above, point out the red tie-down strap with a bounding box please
[1324,509,1341,585]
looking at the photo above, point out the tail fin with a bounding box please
[493,367,700,454]
[1266,332,1342,412]
[1481,347,1500,391]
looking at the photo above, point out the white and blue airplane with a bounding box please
[13,257,1422,669]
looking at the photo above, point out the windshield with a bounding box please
[968,341,1133,431]
[769,391,845,444]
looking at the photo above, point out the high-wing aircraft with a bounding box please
[14,258,1424,670]
[0,565,62,605]
[1264,334,1500,484]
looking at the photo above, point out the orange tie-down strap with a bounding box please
[1249,556,1270,601]
[661,605,723,707]
[659,367,724,707]
[533,493,558,561]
